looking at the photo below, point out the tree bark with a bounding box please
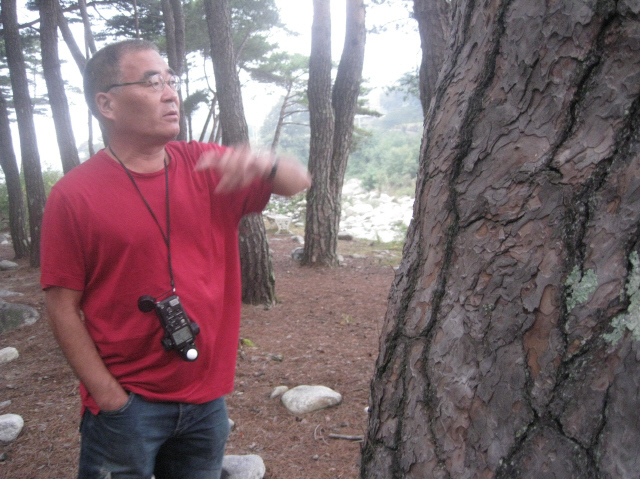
[78,0,97,55]
[2,0,47,267]
[413,0,450,116]
[303,0,336,266]
[0,91,29,259]
[38,0,80,174]
[56,2,86,72]
[204,0,276,305]
[362,1,640,478]
[303,0,366,266]
[161,0,187,141]
[271,83,293,151]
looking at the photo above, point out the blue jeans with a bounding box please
[78,393,230,479]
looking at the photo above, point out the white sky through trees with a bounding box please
[11,0,420,171]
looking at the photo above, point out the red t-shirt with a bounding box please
[40,141,271,414]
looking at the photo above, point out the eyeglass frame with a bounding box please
[104,72,181,93]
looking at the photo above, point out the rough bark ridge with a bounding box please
[362,0,640,478]
[204,0,276,305]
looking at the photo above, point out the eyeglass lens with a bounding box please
[149,74,180,91]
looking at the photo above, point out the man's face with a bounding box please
[104,49,181,145]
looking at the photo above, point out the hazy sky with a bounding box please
[13,1,421,169]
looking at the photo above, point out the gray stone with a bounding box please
[222,454,265,479]
[0,260,18,271]
[292,235,304,244]
[291,247,304,262]
[0,301,39,335]
[0,400,11,411]
[281,385,342,415]
[0,414,24,443]
[0,347,19,365]
[0,290,22,298]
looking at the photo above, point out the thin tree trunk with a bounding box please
[271,83,293,151]
[199,94,217,143]
[303,0,335,266]
[362,1,640,477]
[133,0,140,38]
[78,0,97,55]
[56,2,86,72]
[2,0,47,267]
[0,91,29,259]
[161,0,186,141]
[303,0,366,266]
[79,0,99,150]
[38,0,80,174]
[327,0,366,248]
[204,0,276,305]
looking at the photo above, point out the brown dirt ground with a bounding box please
[0,230,399,479]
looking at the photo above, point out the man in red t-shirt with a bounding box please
[40,39,310,479]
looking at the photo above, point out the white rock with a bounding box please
[270,386,289,399]
[0,414,24,442]
[222,454,265,479]
[281,385,342,415]
[0,400,11,411]
[0,347,18,365]
[228,418,235,431]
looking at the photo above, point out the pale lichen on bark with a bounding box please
[565,267,598,312]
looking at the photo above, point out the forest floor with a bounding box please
[0,228,401,479]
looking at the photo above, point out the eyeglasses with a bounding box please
[105,73,181,92]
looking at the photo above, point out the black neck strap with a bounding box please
[109,147,176,293]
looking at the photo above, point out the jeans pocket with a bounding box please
[99,391,136,416]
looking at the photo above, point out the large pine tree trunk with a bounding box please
[362,1,640,478]
[2,0,47,267]
[0,91,29,259]
[38,0,80,174]
[204,0,276,305]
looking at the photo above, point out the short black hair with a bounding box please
[83,39,159,119]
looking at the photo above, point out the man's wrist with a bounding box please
[265,156,279,181]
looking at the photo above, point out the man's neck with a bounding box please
[106,142,168,174]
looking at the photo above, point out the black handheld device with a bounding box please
[138,294,200,361]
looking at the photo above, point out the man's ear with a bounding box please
[95,92,114,120]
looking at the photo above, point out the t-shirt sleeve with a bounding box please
[40,186,86,291]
